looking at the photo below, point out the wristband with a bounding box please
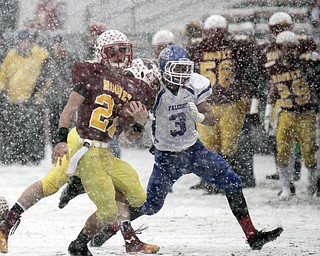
[58,127,68,143]
[265,104,273,117]
[250,98,259,114]
[197,113,205,123]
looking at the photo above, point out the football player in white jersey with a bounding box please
[91,45,283,250]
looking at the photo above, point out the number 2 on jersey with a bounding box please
[89,94,117,138]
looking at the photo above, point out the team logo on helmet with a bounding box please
[159,47,173,61]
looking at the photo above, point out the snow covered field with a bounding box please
[0,147,320,256]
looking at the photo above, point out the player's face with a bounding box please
[278,44,299,59]
[101,44,131,68]
[170,64,191,87]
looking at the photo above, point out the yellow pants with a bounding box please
[41,128,146,223]
[276,110,317,168]
[197,100,246,156]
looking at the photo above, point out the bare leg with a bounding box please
[17,181,44,210]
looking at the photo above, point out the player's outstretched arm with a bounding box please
[52,91,85,166]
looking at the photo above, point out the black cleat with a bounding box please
[59,176,85,209]
[265,173,279,180]
[68,240,92,256]
[90,224,118,247]
[190,180,208,190]
[248,227,283,250]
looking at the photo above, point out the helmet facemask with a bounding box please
[123,58,161,91]
[162,59,194,87]
[100,42,132,68]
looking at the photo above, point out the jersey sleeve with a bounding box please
[189,73,212,105]
[71,62,96,99]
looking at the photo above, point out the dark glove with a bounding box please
[248,113,260,126]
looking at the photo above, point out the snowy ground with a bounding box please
[0,146,320,256]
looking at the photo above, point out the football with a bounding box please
[118,101,141,128]
[0,196,9,222]
[119,102,134,125]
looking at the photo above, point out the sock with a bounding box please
[76,230,91,245]
[226,191,257,241]
[238,215,257,241]
[120,220,143,244]
[1,209,21,235]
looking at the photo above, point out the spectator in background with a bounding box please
[46,35,78,148]
[25,0,66,32]
[0,0,19,33]
[85,21,106,61]
[0,29,50,165]
[151,29,175,62]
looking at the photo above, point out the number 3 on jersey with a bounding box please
[200,60,235,88]
[89,94,117,138]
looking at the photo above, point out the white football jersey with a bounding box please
[152,73,212,152]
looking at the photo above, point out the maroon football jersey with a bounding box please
[256,36,317,70]
[191,35,255,105]
[72,62,157,141]
[265,57,318,112]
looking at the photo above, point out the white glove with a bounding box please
[186,102,205,123]
[264,116,271,134]
[250,98,259,114]
[264,104,274,134]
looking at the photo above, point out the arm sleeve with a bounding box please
[73,82,90,99]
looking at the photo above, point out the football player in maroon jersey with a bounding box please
[263,31,320,200]
[256,12,318,184]
[189,14,260,193]
[0,53,160,255]
[51,30,160,255]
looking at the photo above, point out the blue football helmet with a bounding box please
[158,45,194,87]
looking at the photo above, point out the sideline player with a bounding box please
[256,12,317,182]
[189,14,260,192]
[263,31,320,199]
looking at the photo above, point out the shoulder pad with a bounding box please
[72,62,103,84]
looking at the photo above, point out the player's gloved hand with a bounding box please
[264,116,271,134]
[186,102,205,123]
[126,101,149,125]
